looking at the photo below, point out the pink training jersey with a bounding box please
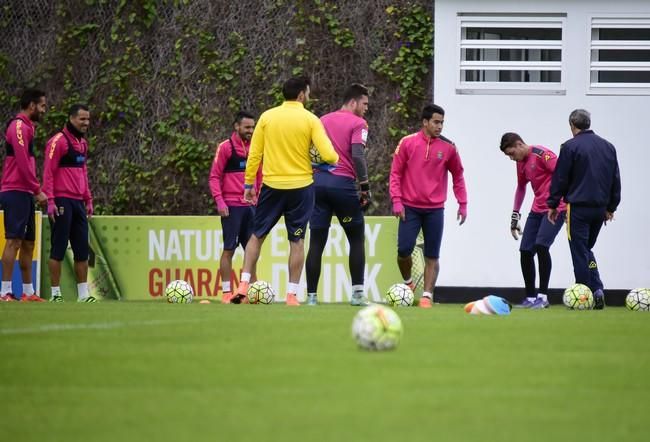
[320,110,368,179]
[42,126,92,202]
[1,113,41,194]
[209,132,261,209]
[389,130,467,209]
[513,145,566,213]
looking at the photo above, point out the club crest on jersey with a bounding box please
[437,151,443,160]
[544,153,551,162]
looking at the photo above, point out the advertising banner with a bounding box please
[0,210,42,297]
[43,216,418,303]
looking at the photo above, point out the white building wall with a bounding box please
[434,0,650,289]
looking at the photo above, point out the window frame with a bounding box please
[456,13,566,95]
[588,15,650,96]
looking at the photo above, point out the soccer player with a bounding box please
[500,132,566,309]
[389,104,467,309]
[0,89,48,302]
[305,83,371,306]
[231,76,338,306]
[547,109,621,310]
[209,111,260,304]
[43,104,95,302]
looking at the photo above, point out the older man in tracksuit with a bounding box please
[547,109,621,310]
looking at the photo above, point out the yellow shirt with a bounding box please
[245,101,338,189]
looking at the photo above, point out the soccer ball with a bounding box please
[563,283,593,310]
[247,280,276,304]
[625,288,650,311]
[166,280,194,304]
[309,144,322,163]
[385,283,414,306]
[351,305,403,351]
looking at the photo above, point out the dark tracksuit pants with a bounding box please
[567,204,606,292]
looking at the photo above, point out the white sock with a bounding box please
[287,282,300,294]
[51,286,61,297]
[240,272,251,283]
[538,293,548,302]
[23,283,35,295]
[404,277,413,285]
[1,281,12,295]
[526,297,536,302]
[222,281,231,292]
[423,291,433,300]
[307,292,317,297]
[77,282,89,300]
[352,284,364,296]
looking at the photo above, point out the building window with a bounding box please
[590,17,650,94]
[458,14,565,95]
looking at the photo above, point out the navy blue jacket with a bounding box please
[547,130,621,212]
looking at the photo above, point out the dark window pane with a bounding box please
[464,48,561,61]
[598,49,650,62]
[599,28,650,41]
[598,71,650,83]
[466,27,561,40]
[464,70,561,82]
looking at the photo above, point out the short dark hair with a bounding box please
[421,104,445,121]
[569,109,591,130]
[20,88,46,110]
[68,103,89,117]
[499,132,524,152]
[342,83,369,103]
[282,76,311,100]
[233,111,255,125]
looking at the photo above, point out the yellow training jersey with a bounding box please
[245,101,338,189]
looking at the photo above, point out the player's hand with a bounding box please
[359,182,371,212]
[243,187,256,204]
[604,211,614,225]
[35,191,48,207]
[85,199,94,218]
[392,202,405,220]
[218,206,229,217]
[510,210,521,239]
[547,208,558,224]
[47,200,57,222]
[312,163,336,173]
[458,204,467,226]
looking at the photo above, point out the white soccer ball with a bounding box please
[625,288,650,311]
[309,144,322,164]
[166,280,194,304]
[247,280,276,304]
[563,283,593,310]
[351,305,403,351]
[385,283,414,307]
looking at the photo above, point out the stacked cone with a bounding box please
[464,295,512,315]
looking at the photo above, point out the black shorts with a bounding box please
[310,173,364,230]
[0,190,36,241]
[221,205,255,250]
[253,184,314,241]
[49,197,89,261]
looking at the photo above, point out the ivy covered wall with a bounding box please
[1,0,434,215]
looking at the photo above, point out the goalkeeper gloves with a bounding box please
[510,211,522,240]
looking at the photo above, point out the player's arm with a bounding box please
[312,119,338,165]
[351,121,370,208]
[447,147,468,225]
[8,121,41,195]
[244,120,265,202]
[607,152,621,214]
[83,157,93,217]
[42,134,63,219]
[510,173,526,239]
[389,138,407,219]
[209,141,230,214]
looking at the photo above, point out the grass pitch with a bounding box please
[1,302,649,442]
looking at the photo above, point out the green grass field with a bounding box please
[1,302,649,442]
